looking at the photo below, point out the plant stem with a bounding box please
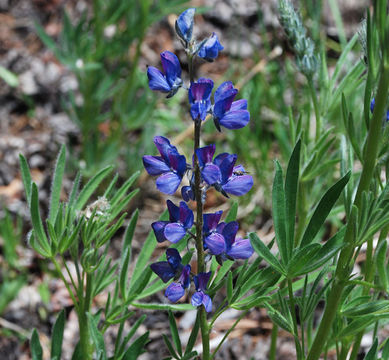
[79,272,94,360]
[269,324,278,360]
[288,279,303,359]
[306,63,389,360]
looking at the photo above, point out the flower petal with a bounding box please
[179,265,191,289]
[214,81,235,104]
[150,261,176,283]
[223,175,253,196]
[196,144,216,166]
[198,32,223,61]
[156,172,181,195]
[202,293,212,312]
[147,67,170,92]
[230,99,247,111]
[221,221,239,249]
[194,272,211,291]
[189,78,214,103]
[203,211,223,233]
[227,238,254,259]
[175,8,195,43]
[165,282,185,302]
[179,202,194,229]
[153,136,175,161]
[191,291,203,307]
[181,186,194,202]
[160,51,182,85]
[164,222,187,243]
[190,101,211,121]
[213,89,237,119]
[219,110,250,130]
[166,200,180,222]
[204,232,226,255]
[142,155,170,176]
[218,154,237,183]
[202,163,221,185]
[152,221,169,243]
[166,248,182,270]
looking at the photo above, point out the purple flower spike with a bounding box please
[370,97,389,122]
[165,264,191,302]
[143,136,187,195]
[189,78,214,121]
[175,8,195,45]
[150,248,183,283]
[191,272,212,312]
[152,200,194,243]
[196,144,221,185]
[198,33,224,62]
[212,81,250,131]
[147,51,183,98]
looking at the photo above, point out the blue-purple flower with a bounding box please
[202,213,254,263]
[189,78,214,121]
[191,272,212,312]
[147,51,183,98]
[181,185,195,202]
[194,146,253,197]
[143,136,187,195]
[150,248,191,302]
[152,200,194,243]
[212,81,250,131]
[175,8,195,46]
[198,33,224,61]
[370,97,389,122]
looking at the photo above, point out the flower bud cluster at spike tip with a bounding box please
[370,97,389,122]
[145,8,255,312]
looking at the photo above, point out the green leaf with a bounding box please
[110,171,139,207]
[227,271,233,303]
[272,161,288,264]
[266,307,293,333]
[300,171,350,247]
[341,300,389,317]
[122,332,149,360]
[120,248,131,297]
[249,233,285,275]
[364,338,378,360]
[87,313,107,360]
[51,310,65,360]
[375,240,388,292]
[19,154,32,206]
[30,329,43,360]
[184,313,200,356]
[287,244,321,278]
[338,314,389,338]
[75,166,113,211]
[0,65,19,87]
[382,337,389,360]
[225,201,238,222]
[132,303,194,311]
[163,334,179,359]
[285,139,301,257]
[168,311,182,357]
[31,183,51,257]
[49,145,66,223]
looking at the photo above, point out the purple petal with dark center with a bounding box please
[179,265,191,289]
[160,51,181,85]
[190,100,211,121]
[156,172,181,195]
[219,110,250,130]
[166,248,182,270]
[147,67,171,92]
[230,99,247,111]
[213,89,237,119]
[204,232,226,255]
[196,144,216,166]
[227,238,254,259]
[179,202,194,229]
[202,294,212,312]
[219,154,237,183]
[142,155,170,176]
[189,78,214,103]
[223,175,253,196]
[214,81,235,104]
[152,221,169,243]
[195,272,211,291]
[164,223,186,243]
[166,200,180,222]
[150,261,176,283]
[202,164,221,185]
[221,221,239,249]
[213,153,230,167]
[203,211,223,233]
[165,282,185,302]
[176,8,195,43]
[191,291,203,307]
[176,154,187,177]
[154,136,173,161]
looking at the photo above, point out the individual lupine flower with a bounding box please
[152,200,194,243]
[195,144,220,185]
[175,8,195,46]
[147,51,183,98]
[198,33,224,61]
[150,249,191,302]
[202,211,225,255]
[370,97,389,122]
[143,136,187,195]
[191,272,212,312]
[189,78,214,121]
[212,81,250,131]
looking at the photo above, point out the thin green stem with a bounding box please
[307,76,321,142]
[307,64,389,360]
[288,279,303,359]
[269,324,278,360]
[210,310,248,359]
